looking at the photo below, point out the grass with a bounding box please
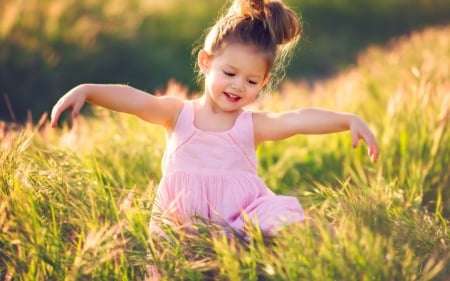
[1,25,449,280]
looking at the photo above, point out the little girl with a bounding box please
[51,0,378,241]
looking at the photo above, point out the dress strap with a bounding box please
[164,101,195,158]
[172,101,195,135]
[228,110,257,169]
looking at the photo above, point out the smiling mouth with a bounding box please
[224,92,241,102]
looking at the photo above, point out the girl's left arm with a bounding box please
[253,108,379,162]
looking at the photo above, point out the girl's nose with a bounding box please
[232,78,245,92]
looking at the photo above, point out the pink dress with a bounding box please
[150,101,306,237]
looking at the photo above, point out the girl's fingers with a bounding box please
[368,145,379,163]
[351,123,380,163]
[50,97,84,128]
[350,127,360,148]
[365,134,379,162]
[71,99,84,119]
[51,105,63,128]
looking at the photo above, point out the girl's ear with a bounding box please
[198,49,211,73]
[261,74,270,88]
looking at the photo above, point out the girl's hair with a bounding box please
[195,0,302,93]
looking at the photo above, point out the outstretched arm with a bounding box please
[50,84,183,130]
[253,108,379,162]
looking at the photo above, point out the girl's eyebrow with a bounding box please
[223,64,237,71]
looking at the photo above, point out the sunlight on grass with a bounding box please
[0,25,449,280]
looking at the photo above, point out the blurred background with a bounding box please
[1,0,449,123]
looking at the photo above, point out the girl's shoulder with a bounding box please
[250,110,286,145]
[151,95,186,133]
[250,110,272,123]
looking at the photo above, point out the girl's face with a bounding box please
[198,43,269,112]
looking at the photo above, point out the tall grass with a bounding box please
[1,25,449,280]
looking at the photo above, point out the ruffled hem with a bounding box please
[151,172,306,236]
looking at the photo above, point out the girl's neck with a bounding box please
[198,94,243,113]
[192,96,243,132]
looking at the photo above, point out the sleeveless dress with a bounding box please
[150,101,306,237]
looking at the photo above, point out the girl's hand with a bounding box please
[349,115,379,163]
[50,85,87,128]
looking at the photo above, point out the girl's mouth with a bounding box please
[224,92,241,103]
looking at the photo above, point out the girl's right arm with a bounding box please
[50,84,184,130]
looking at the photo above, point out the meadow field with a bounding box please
[0,25,449,280]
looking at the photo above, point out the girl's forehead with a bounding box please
[213,43,269,73]
[216,42,265,57]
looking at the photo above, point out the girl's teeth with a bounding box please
[224,92,240,102]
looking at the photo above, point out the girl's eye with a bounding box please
[248,80,257,85]
[224,71,235,77]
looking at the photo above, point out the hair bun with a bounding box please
[250,0,265,13]
[234,0,300,46]
[230,0,266,20]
